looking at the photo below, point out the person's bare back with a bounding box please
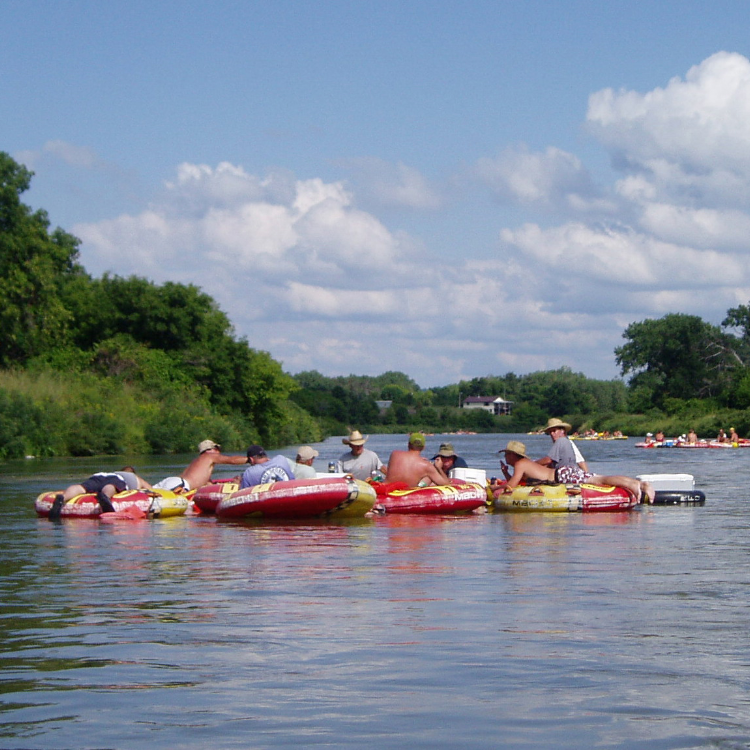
[181,449,248,490]
[385,449,448,487]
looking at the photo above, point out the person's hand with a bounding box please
[490,478,508,497]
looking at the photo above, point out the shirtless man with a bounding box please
[385,433,450,487]
[490,440,655,504]
[153,439,249,492]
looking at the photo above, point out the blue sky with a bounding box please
[4,1,750,386]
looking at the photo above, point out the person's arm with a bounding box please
[491,464,521,492]
[136,475,152,489]
[238,466,253,489]
[216,454,250,465]
[425,460,450,485]
[505,468,523,489]
[490,464,510,495]
[536,455,553,467]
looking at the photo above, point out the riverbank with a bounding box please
[3,367,749,460]
[0,368,320,459]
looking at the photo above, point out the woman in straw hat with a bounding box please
[337,429,386,480]
[490,440,654,504]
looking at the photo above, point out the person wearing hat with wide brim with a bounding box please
[536,418,589,474]
[153,439,250,493]
[385,432,450,487]
[490,440,553,494]
[431,442,468,474]
[490,439,655,504]
[337,430,385,481]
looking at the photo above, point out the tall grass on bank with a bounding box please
[0,368,270,459]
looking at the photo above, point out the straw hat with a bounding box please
[342,430,367,446]
[502,440,529,459]
[542,418,572,434]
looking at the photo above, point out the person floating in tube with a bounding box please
[490,440,655,504]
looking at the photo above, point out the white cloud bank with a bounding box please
[72,51,750,385]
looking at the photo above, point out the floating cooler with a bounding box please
[636,473,695,491]
[450,467,487,484]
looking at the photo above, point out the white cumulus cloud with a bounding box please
[67,52,750,384]
[337,157,443,210]
[471,145,609,212]
[588,51,750,208]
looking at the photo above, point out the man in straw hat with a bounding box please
[386,432,450,487]
[490,439,655,504]
[338,429,385,480]
[537,418,589,473]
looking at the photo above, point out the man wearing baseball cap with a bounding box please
[239,445,296,488]
[292,445,319,479]
[153,439,249,492]
[385,432,450,487]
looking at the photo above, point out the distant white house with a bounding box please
[375,400,393,412]
[462,396,513,416]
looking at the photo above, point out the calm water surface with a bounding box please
[2,433,750,749]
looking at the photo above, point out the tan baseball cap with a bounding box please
[297,446,319,461]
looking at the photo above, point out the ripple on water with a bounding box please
[2,437,750,747]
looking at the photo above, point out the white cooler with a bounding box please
[636,473,695,491]
[449,467,487,484]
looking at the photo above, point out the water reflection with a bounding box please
[2,436,750,747]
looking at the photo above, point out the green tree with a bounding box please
[60,271,299,443]
[615,314,735,407]
[0,152,82,365]
[393,404,410,425]
[723,304,750,346]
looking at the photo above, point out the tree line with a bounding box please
[0,152,319,458]
[290,367,629,435]
[2,149,750,458]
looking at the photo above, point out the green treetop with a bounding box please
[0,152,82,365]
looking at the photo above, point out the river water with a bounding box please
[1,433,750,749]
